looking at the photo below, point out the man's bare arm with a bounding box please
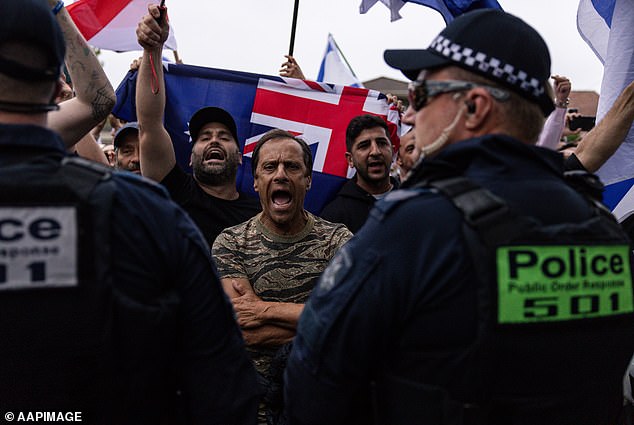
[575,80,634,173]
[73,133,109,165]
[242,325,295,347]
[230,279,304,330]
[135,5,176,182]
[47,2,115,149]
[221,278,304,346]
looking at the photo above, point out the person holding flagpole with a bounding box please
[135,3,260,247]
[280,55,305,79]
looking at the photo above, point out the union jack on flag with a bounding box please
[113,63,399,214]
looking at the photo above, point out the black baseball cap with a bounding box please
[188,107,239,145]
[113,122,139,148]
[0,0,65,82]
[384,9,554,116]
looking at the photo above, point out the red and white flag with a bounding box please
[67,0,177,52]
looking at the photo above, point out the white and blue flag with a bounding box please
[578,0,634,219]
[359,0,502,23]
[316,34,364,88]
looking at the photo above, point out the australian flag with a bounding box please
[113,63,398,214]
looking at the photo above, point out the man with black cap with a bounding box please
[113,121,141,174]
[136,6,260,246]
[285,9,634,425]
[0,0,259,423]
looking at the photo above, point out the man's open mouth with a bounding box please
[368,160,385,170]
[272,190,292,206]
[204,148,226,162]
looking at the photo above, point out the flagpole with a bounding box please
[330,35,360,79]
[173,50,182,64]
[288,0,300,56]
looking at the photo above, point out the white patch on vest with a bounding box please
[318,246,352,293]
[0,207,78,290]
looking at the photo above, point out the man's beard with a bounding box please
[116,160,140,174]
[192,150,240,186]
[355,159,388,185]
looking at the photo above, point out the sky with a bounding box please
[82,0,605,94]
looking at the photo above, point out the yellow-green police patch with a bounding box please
[497,245,634,324]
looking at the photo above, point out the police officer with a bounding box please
[285,10,634,425]
[0,1,258,423]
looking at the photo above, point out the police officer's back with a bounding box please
[285,10,634,425]
[0,1,258,423]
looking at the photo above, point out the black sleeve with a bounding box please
[111,180,260,425]
[172,207,260,425]
[564,153,588,172]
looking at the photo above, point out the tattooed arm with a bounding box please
[47,2,116,149]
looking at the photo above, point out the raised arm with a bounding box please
[575,80,634,173]
[73,132,109,165]
[135,5,176,182]
[537,76,570,149]
[47,1,116,149]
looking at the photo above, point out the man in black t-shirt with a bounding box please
[135,8,260,246]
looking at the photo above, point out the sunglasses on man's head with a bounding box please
[407,79,511,111]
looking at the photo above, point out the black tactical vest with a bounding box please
[374,170,634,425]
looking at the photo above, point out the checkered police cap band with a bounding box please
[430,35,545,100]
[384,10,555,116]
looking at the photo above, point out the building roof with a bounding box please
[568,90,599,116]
[362,76,600,117]
[363,76,408,100]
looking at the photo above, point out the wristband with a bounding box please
[556,98,570,109]
[52,0,64,15]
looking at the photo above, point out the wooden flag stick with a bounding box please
[173,50,182,64]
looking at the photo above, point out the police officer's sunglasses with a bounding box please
[407,79,511,111]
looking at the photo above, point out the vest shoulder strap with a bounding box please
[411,176,532,249]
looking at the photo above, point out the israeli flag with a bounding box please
[359,0,502,23]
[578,0,634,220]
[316,34,364,88]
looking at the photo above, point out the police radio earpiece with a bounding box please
[465,101,476,114]
[420,104,466,157]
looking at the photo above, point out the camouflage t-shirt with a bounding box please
[212,212,352,375]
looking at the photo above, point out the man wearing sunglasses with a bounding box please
[285,9,634,425]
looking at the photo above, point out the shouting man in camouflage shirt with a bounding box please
[213,129,352,424]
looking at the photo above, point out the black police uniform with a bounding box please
[285,135,634,425]
[0,123,259,424]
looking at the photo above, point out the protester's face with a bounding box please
[190,122,241,186]
[345,126,393,187]
[254,138,311,234]
[115,134,141,174]
[410,68,463,156]
[397,130,419,175]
